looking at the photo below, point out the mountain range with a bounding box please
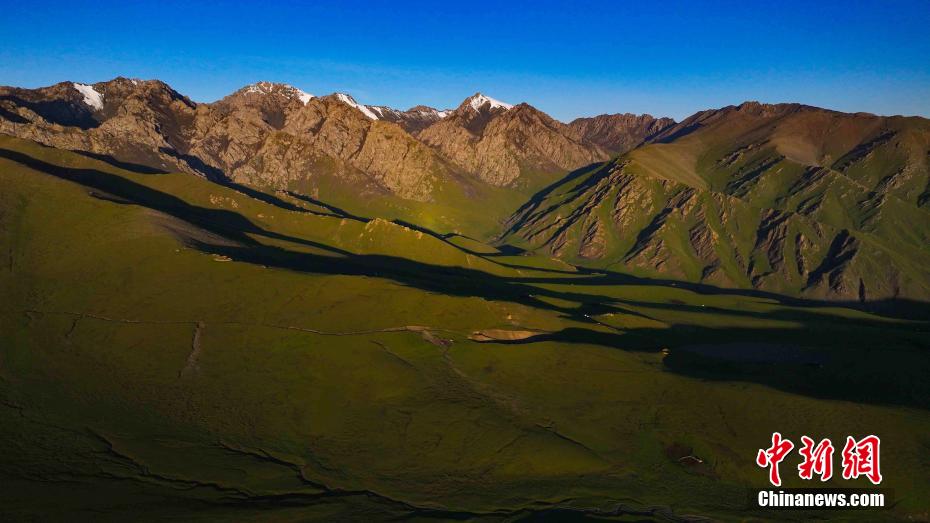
[2,77,929,303]
[0,78,667,196]
[3,77,930,520]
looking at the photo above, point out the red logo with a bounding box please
[756,432,795,487]
[757,433,881,486]
[841,435,882,485]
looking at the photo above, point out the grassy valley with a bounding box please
[2,135,929,521]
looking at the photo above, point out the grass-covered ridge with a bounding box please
[503,103,930,304]
[1,135,929,521]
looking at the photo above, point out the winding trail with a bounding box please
[179,321,205,378]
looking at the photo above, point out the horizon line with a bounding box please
[5,75,930,124]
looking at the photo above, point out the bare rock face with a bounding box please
[367,105,451,133]
[280,97,454,200]
[416,93,609,188]
[569,113,675,155]
[0,78,201,174]
[182,82,313,179]
[0,79,680,203]
[3,77,927,303]
[0,79,459,200]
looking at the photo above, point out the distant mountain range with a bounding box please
[1,78,928,302]
[0,78,671,198]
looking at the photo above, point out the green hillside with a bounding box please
[503,103,930,304]
[2,134,930,521]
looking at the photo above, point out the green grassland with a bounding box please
[1,135,929,521]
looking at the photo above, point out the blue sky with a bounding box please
[1,0,928,121]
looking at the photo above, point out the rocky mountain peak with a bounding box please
[366,104,451,133]
[460,92,514,113]
[417,95,608,187]
[569,112,677,154]
[407,104,450,117]
[331,93,379,120]
[0,76,666,202]
[232,81,314,105]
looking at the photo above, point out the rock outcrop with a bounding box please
[569,113,675,155]
[0,79,680,200]
[416,93,609,188]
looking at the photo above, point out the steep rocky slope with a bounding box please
[0,78,680,223]
[415,93,610,188]
[0,79,464,201]
[5,78,928,302]
[0,79,678,201]
[568,113,675,155]
[367,104,451,133]
[504,102,930,302]
[0,78,201,173]
[188,91,463,200]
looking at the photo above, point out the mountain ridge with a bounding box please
[3,77,929,302]
[1,78,666,196]
[503,100,930,301]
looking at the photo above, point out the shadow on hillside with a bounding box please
[654,120,704,143]
[31,145,586,274]
[218,181,313,214]
[3,145,930,411]
[70,150,168,175]
[0,95,100,129]
[285,190,367,221]
[562,265,930,321]
[157,147,228,182]
[0,105,29,124]
[479,324,930,410]
[0,148,350,256]
[500,161,608,238]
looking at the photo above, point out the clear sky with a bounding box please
[1,0,928,122]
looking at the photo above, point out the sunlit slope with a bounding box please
[279,161,538,241]
[504,103,930,302]
[2,135,929,521]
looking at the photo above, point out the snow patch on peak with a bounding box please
[336,93,379,120]
[73,83,104,110]
[408,106,450,119]
[368,106,399,118]
[295,89,314,105]
[467,93,513,112]
[242,82,314,104]
[244,81,274,94]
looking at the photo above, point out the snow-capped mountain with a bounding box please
[0,77,670,194]
[238,81,314,104]
[465,93,513,112]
